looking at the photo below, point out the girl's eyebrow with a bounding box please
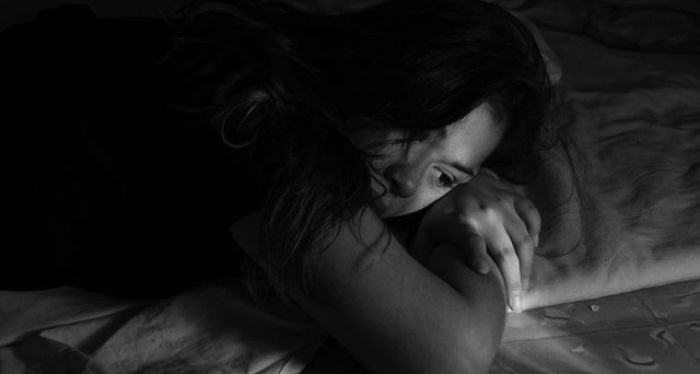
[449,162,477,177]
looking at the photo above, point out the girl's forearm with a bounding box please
[299,210,507,374]
[233,209,506,374]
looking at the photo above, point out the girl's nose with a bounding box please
[383,163,418,198]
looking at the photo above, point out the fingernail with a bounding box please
[512,295,522,313]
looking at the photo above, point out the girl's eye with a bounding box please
[437,171,456,188]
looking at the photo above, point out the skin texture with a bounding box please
[232,209,506,374]
[353,102,540,311]
[411,171,540,312]
[297,210,507,374]
[354,103,505,218]
[231,103,541,372]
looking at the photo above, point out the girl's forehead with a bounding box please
[446,103,504,140]
[348,102,504,152]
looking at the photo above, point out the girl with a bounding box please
[1,0,551,372]
[171,0,551,372]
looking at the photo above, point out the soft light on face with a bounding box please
[358,102,505,218]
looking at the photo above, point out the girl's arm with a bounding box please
[411,169,540,313]
[233,208,506,374]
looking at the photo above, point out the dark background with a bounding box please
[1,0,183,30]
[1,0,264,298]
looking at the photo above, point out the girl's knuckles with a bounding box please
[456,212,480,227]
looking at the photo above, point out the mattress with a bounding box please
[512,0,700,310]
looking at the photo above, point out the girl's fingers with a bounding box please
[483,226,522,313]
[441,223,489,274]
[505,216,535,292]
[433,216,489,274]
[463,234,489,274]
[514,198,541,247]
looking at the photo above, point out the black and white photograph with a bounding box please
[1,0,699,373]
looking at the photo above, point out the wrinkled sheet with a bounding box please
[0,283,326,374]
[516,0,700,310]
[492,279,700,373]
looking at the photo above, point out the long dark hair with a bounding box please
[167,0,552,303]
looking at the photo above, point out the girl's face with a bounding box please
[353,103,504,218]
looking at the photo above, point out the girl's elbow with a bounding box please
[454,330,503,374]
[449,294,506,373]
[416,309,504,374]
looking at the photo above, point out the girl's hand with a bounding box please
[411,169,540,313]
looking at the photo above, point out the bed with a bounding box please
[491,0,700,371]
[1,0,699,373]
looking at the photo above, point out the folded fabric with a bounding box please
[518,0,700,310]
[0,282,327,374]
